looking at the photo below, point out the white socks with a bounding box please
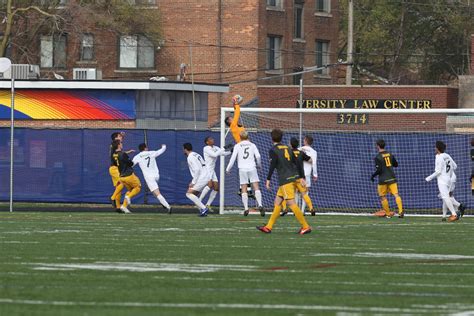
[199,186,211,200]
[255,190,262,207]
[207,190,218,206]
[241,193,249,211]
[442,197,457,216]
[157,194,170,210]
[186,192,206,210]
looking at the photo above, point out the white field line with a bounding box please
[308,252,474,260]
[0,298,459,313]
[221,211,473,218]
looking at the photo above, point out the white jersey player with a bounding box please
[199,136,231,210]
[183,143,211,217]
[132,143,171,213]
[226,131,264,216]
[298,135,318,213]
[425,141,462,222]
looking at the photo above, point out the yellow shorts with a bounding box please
[109,166,120,187]
[378,183,398,197]
[277,182,296,200]
[119,174,141,191]
[295,178,307,193]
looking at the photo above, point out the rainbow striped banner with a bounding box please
[0,89,135,120]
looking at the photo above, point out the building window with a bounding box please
[315,41,330,75]
[316,0,330,13]
[40,34,67,68]
[80,34,94,61]
[267,36,282,70]
[293,67,303,85]
[119,35,154,69]
[267,0,282,8]
[294,2,304,39]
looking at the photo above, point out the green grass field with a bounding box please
[1,212,473,315]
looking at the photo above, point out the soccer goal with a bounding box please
[219,107,474,216]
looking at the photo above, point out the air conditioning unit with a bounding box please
[0,64,40,80]
[73,68,102,80]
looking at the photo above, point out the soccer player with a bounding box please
[200,136,231,211]
[132,143,172,214]
[257,129,312,235]
[111,139,141,214]
[425,141,461,222]
[183,143,211,217]
[281,137,315,216]
[299,135,318,215]
[226,131,264,216]
[442,172,465,221]
[109,132,126,212]
[371,139,404,218]
[224,95,245,143]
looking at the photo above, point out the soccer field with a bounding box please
[1,212,473,315]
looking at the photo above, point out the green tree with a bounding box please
[340,0,473,84]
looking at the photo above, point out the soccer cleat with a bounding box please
[111,199,116,209]
[198,208,209,217]
[298,226,312,235]
[310,209,316,216]
[256,226,271,233]
[259,206,265,217]
[243,210,249,216]
[398,211,404,218]
[115,208,122,213]
[120,206,131,214]
[448,214,459,222]
[125,195,131,206]
[280,210,288,216]
[459,204,465,217]
[441,217,447,222]
[167,207,172,215]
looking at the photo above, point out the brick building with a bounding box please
[3,0,340,127]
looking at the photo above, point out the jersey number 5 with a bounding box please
[243,147,249,159]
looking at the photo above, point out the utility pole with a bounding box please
[346,0,354,85]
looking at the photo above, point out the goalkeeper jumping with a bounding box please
[224,95,245,144]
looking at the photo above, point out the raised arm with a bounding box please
[151,144,167,158]
[226,146,239,172]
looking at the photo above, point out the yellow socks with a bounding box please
[266,205,281,230]
[396,196,403,215]
[303,194,313,210]
[381,198,390,215]
[289,204,310,229]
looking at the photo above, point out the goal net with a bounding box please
[219,107,474,216]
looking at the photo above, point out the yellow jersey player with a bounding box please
[109,132,125,212]
[111,139,141,213]
[281,137,316,216]
[257,129,312,235]
[371,139,404,218]
[224,95,245,143]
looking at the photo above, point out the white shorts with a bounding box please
[305,175,312,188]
[239,169,259,185]
[437,182,451,199]
[144,175,159,192]
[191,176,209,193]
[209,171,218,182]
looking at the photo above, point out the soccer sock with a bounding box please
[443,197,457,216]
[381,198,390,215]
[281,200,287,212]
[255,190,262,207]
[301,197,306,213]
[395,196,403,214]
[114,192,121,209]
[266,204,281,230]
[199,186,211,201]
[303,193,313,211]
[157,194,170,209]
[186,193,206,210]
[289,204,310,229]
[450,197,460,208]
[111,183,124,200]
[206,190,218,206]
[442,201,448,218]
[123,187,141,207]
[241,193,249,211]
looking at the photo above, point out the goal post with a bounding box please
[219,107,474,216]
